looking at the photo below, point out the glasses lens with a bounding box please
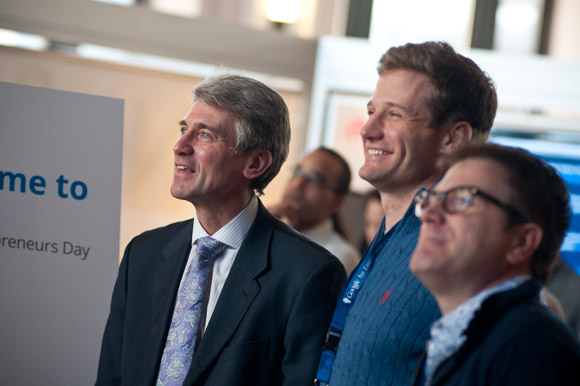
[305,172,327,188]
[414,189,430,217]
[292,165,302,177]
[445,187,474,213]
[292,166,328,189]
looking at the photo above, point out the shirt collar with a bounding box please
[192,195,259,249]
[425,275,528,384]
[438,275,528,330]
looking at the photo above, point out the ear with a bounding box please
[506,223,543,267]
[439,122,473,155]
[243,149,273,180]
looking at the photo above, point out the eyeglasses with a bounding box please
[291,165,338,193]
[413,186,529,222]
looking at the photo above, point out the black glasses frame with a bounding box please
[414,186,529,222]
[291,165,340,194]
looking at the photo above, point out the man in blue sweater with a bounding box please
[315,42,497,386]
[409,143,580,385]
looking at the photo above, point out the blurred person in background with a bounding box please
[271,147,361,274]
[546,253,580,338]
[359,189,383,255]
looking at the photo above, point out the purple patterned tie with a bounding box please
[156,236,227,386]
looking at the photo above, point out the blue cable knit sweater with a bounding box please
[329,204,441,386]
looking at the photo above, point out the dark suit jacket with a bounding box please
[95,201,347,386]
[411,279,580,386]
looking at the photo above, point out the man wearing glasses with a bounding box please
[410,143,580,386]
[315,42,497,386]
[271,147,361,274]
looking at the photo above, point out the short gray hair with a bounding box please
[193,74,291,195]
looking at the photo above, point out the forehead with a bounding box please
[438,158,512,199]
[183,100,237,134]
[300,150,341,174]
[370,69,433,113]
[298,150,342,179]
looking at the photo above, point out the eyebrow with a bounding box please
[178,119,215,132]
[367,100,413,114]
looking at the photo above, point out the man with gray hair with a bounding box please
[96,74,346,386]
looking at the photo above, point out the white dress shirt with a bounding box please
[179,195,258,331]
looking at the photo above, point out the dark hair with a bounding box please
[378,41,497,139]
[444,143,571,282]
[315,147,351,196]
[193,74,291,195]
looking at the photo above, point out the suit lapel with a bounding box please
[184,204,274,384]
[145,221,193,378]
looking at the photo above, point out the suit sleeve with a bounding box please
[281,258,346,386]
[95,240,131,386]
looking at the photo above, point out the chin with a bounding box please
[170,185,192,201]
[359,167,380,185]
[170,192,187,201]
[410,248,440,271]
[409,252,423,273]
[170,184,181,198]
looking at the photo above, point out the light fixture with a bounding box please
[265,0,300,24]
[0,28,48,51]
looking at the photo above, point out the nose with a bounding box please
[418,197,445,224]
[173,132,193,156]
[288,172,308,191]
[360,114,384,141]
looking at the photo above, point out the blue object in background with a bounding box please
[542,156,580,273]
[492,134,580,275]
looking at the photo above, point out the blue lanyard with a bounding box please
[315,218,390,385]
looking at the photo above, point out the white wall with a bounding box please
[549,0,580,61]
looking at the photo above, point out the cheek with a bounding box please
[449,222,493,259]
[286,177,302,191]
[305,194,328,212]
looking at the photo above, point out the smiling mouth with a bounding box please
[420,229,447,247]
[367,149,391,156]
[176,165,194,173]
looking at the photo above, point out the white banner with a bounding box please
[0,81,123,385]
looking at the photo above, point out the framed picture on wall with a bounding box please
[322,91,373,193]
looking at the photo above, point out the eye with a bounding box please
[306,172,327,187]
[198,130,213,140]
[387,110,403,119]
[446,188,474,212]
[292,165,302,177]
[447,196,471,211]
[179,127,187,136]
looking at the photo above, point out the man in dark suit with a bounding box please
[95,74,347,386]
[409,143,580,385]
